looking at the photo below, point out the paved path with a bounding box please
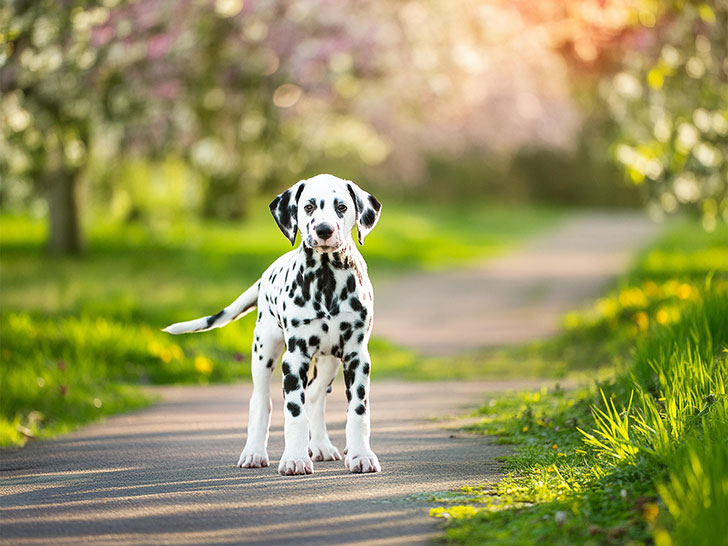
[0,380,550,546]
[374,212,661,355]
[1,211,660,545]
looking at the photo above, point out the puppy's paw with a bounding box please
[236,449,269,469]
[278,454,314,475]
[308,440,342,462]
[345,450,381,473]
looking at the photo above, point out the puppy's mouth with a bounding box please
[306,237,342,252]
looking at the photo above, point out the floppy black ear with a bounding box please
[346,182,382,245]
[269,181,305,245]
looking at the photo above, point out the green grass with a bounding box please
[429,220,728,546]
[0,201,561,447]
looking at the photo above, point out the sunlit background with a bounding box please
[2,4,728,543]
[0,0,727,447]
[1,0,726,253]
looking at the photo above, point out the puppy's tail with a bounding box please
[163,280,260,335]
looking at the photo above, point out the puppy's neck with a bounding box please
[300,239,358,270]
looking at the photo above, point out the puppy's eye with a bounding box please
[337,203,348,213]
[304,204,314,213]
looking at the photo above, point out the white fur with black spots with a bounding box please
[164,174,382,475]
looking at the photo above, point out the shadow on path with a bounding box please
[1,381,548,545]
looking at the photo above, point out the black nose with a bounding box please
[315,223,334,240]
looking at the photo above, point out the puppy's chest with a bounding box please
[282,265,370,316]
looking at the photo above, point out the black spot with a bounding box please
[294,296,306,307]
[281,361,291,375]
[291,319,300,327]
[267,359,274,368]
[283,374,299,393]
[296,338,308,355]
[343,367,354,389]
[309,335,320,346]
[346,183,362,215]
[347,274,356,293]
[287,402,301,417]
[340,322,351,331]
[350,297,363,312]
[322,323,329,332]
[295,183,305,202]
[357,385,366,400]
[362,363,370,375]
[206,309,225,328]
[275,190,290,223]
[331,253,345,269]
[368,194,381,211]
[348,359,360,372]
[345,389,352,402]
[300,392,306,404]
[355,404,366,415]
[316,311,325,319]
[302,271,315,301]
[361,208,376,228]
[313,302,321,311]
[354,320,364,329]
[357,333,364,343]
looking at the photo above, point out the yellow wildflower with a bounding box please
[194,355,214,375]
[635,312,649,331]
[643,502,659,523]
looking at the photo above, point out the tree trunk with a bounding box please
[47,169,84,255]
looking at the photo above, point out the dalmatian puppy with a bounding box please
[164,174,382,475]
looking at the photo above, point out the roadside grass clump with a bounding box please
[0,203,561,447]
[431,220,728,545]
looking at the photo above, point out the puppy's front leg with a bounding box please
[343,348,381,473]
[278,350,314,475]
[237,331,282,469]
[307,356,342,462]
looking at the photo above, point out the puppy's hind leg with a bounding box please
[307,356,342,462]
[237,322,283,469]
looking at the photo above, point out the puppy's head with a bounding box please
[269,174,381,251]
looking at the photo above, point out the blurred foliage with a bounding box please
[602,0,728,228]
[0,0,386,225]
[2,0,695,254]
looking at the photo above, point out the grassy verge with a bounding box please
[377,219,727,381]
[429,220,728,545]
[0,202,561,447]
